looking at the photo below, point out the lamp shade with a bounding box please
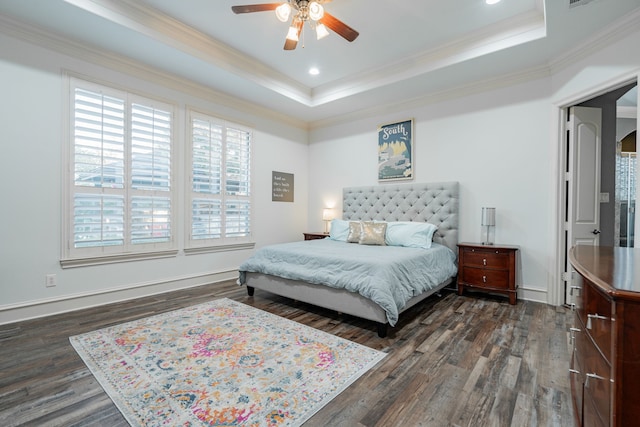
[322,208,334,221]
[481,207,496,226]
[315,23,329,40]
[286,25,299,41]
[275,3,291,22]
[308,2,324,20]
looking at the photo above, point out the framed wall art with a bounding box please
[272,171,294,202]
[377,119,414,181]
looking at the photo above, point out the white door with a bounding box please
[565,106,602,304]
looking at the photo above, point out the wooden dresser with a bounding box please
[569,245,640,427]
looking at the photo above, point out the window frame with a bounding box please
[185,108,254,254]
[62,77,177,267]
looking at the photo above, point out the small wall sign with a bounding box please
[272,171,294,202]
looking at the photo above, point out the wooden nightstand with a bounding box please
[457,242,519,304]
[303,232,329,241]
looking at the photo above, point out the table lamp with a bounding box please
[481,207,496,245]
[322,208,334,233]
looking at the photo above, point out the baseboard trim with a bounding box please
[518,286,549,304]
[0,270,239,325]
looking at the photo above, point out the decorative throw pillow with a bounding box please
[329,219,350,241]
[347,221,362,243]
[359,221,387,246]
[385,221,437,249]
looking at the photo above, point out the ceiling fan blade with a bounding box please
[283,20,303,50]
[319,12,359,42]
[231,3,281,14]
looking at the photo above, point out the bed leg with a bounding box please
[377,323,388,338]
[247,286,255,296]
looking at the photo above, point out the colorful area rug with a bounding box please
[70,298,386,426]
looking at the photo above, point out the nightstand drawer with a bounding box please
[462,249,510,269]
[461,267,510,289]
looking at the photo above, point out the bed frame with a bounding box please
[245,181,459,337]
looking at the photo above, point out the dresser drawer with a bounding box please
[460,267,509,289]
[580,279,613,364]
[461,247,511,269]
[570,336,584,425]
[576,324,611,425]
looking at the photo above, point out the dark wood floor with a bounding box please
[0,280,575,426]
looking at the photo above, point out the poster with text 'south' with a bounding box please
[378,119,413,181]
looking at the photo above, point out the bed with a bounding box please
[238,181,459,337]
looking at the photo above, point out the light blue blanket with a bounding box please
[238,239,457,326]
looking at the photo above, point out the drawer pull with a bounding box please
[569,327,581,345]
[482,275,487,283]
[585,372,606,388]
[483,258,487,266]
[586,313,609,330]
[570,285,581,296]
[569,368,580,375]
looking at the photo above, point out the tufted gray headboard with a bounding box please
[342,182,459,253]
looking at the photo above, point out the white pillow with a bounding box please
[385,221,437,249]
[328,219,350,241]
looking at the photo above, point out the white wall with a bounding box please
[309,79,553,302]
[309,28,640,305]
[0,32,308,323]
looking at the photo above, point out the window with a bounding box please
[65,78,175,264]
[188,110,252,250]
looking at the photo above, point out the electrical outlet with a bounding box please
[45,274,57,287]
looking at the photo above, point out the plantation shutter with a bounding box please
[225,126,251,238]
[72,87,126,248]
[67,79,174,260]
[130,103,172,244]
[192,118,223,240]
[189,112,252,245]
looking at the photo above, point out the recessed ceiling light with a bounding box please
[309,67,320,75]
[486,0,501,4]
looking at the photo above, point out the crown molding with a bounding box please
[2,1,635,131]
[311,7,640,130]
[310,9,546,106]
[0,14,309,130]
[309,64,552,130]
[63,0,313,105]
[618,106,637,119]
[548,7,640,75]
[64,0,548,109]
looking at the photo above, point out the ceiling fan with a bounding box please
[231,1,359,50]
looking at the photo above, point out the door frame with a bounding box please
[553,74,639,306]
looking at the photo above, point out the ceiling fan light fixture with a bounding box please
[315,23,329,40]
[286,25,299,41]
[308,2,324,21]
[275,3,291,22]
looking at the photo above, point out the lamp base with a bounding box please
[482,225,495,245]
